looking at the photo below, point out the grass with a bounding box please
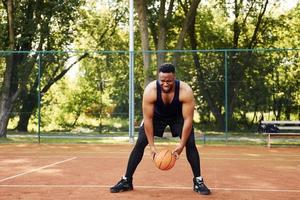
[2,132,300,147]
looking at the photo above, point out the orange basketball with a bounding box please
[154,149,176,170]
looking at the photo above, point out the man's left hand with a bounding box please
[172,145,184,159]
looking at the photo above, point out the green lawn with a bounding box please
[1,131,300,147]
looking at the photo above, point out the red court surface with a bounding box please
[0,143,300,200]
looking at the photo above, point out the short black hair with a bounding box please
[159,63,175,73]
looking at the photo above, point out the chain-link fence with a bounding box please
[0,49,299,143]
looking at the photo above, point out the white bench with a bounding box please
[261,121,300,148]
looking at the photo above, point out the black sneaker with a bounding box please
[110,177,133,193]
[193,177,211,195]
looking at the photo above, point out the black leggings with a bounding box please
[125,118,201,178]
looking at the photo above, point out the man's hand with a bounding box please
[149,145,158,160]
[172,144,184,159]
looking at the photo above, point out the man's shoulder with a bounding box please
[178,80,191,90]
[145,80,157,90]
[144,80,157,95]
[178,80,194,100]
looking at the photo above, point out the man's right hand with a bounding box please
[149,145,158,160]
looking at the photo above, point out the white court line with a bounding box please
[0,184,300,193]
[0,157,77,183]
[138,186,300,193]
[1,155,300,162]
[1,154,300,163]
[203,157,300,161]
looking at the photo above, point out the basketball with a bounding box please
[154,149,176,170]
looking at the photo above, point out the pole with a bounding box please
[37,53,41,144]
[224,51,228,141]
[129,0,135,143]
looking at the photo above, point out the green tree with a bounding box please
[70,0,145,127]
[135,0,201,86]
[269,3,300,120]
[0,0,84,136]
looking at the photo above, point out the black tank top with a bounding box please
[154,80,183,120]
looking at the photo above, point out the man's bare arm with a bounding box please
[173,82,195,156]
[180,94,195,148]
[142,82,157,156]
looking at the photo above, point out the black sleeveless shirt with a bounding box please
[154,80,183,120]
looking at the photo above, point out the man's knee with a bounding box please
[135,131,148,148]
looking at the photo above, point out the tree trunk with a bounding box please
[188,13,225,130]
[156,0,168,68]
[225,0,269,128]
[16,111,31,132]
[172,0,201,66]
[0,107,11,138]
[16,91,37,132]
[0,79,13,137]
[135,0,151,87]
[137,0,199,71]
[0,56,21,137]
[0,0,16,137]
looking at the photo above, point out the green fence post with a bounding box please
[129,0,135,143]
[37,52,41,144]
[224,50,228,141]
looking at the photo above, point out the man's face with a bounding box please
[158,72,175,93]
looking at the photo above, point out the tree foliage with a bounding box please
[0,0,84,136]
[0,0,299,135]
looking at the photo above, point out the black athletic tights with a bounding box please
[125,120,201,179]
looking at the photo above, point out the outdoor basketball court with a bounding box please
[0,143,299,200]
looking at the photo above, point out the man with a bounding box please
[110,63,211,195]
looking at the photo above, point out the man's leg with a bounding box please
[170,120,210,195]
[169,120,201,177]
[110,118,167,193]
[185,131,211,195]
[185,130,201,177]
[123,119,166,177]
[110,125,148,193]
[124,126,149,178]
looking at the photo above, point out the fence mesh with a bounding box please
[0,49,299,143]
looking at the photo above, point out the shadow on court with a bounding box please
[0,144,300,200]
